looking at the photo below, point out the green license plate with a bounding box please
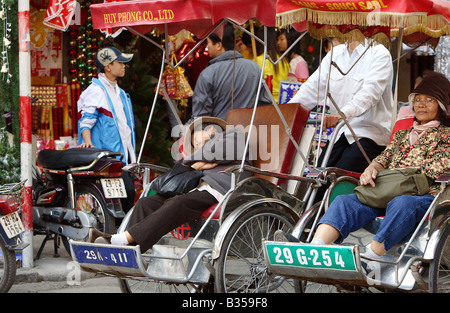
[266,243,357,271]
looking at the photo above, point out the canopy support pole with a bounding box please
[19,0,33,268]
[392,27,403,131]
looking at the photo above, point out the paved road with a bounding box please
[10,276,122,293]
[9,229,373,293]
[9,234,123,293]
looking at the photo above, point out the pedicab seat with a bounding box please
[389,106,415,142]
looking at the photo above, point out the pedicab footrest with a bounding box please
[70,240,148,278]
[263,241,365,283]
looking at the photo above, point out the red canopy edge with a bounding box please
[276,0,449,40]
[91,0,213,37]
[90,0,276,38]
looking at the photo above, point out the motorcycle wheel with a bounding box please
[62,185,115,255]
[0,239,16,293]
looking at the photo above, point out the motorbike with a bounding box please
[32,148,127,256]
[0,181,28,293]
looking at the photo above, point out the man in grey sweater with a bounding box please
[191,24,271,120]
[89,117,253,252]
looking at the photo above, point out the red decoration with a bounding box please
[43,0,77,31]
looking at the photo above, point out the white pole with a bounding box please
[18,0,33,268]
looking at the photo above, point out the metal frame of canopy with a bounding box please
[261,0,450,293]
[67,2,325,292]
[89,0,313,178]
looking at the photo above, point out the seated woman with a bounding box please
[311,70,450,261]
[89,117,252,252]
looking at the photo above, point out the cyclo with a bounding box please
[71,100,316,293]
[260,0,450,293]
[68,0,450,293]
[69,0,314,293]
[71,101,450,293]
[263,124,450,293]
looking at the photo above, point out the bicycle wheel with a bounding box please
[214,206,300,293]
[428,225,450,293]
[118,278,213,293]
[295,201,339,293]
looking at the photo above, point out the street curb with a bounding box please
[15,256,96,284]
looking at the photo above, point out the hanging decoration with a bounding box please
[175,31,209,69]
[157,34,200,107]
[43,0,76,31]
[0,0,12,83]
[68,1,101,90]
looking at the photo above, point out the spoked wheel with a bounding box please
[118,278,213,293]
[0,240,16,293]
[214,206,301,293]
[62,185,115,255]
[428,225,450,293]
[75,185,115,233]
[295,201,339,293]
[117,250,215,293]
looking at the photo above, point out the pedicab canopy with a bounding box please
[276,0,450,44]
[89,0,276,38]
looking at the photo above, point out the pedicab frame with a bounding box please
[68,0,450,293]
[260,0,450,293]
[70,0,321,293]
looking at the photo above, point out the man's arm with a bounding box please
[182,129,248,165]
[80,129,95,148]
[77,84,104,146]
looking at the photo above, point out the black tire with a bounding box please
[62,185,115,255]
[0,239,16,293]
[214,206,300,293]
[428,225,450,293]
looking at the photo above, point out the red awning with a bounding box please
[90,0,276,38]
[276,0,450,43]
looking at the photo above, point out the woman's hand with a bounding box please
[190,161,218,170]
[359,162,383,187]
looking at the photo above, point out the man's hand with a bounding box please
[80,129,95,148]
[190,162,218,170]
[79,142,95,148]
[324,113,342,128]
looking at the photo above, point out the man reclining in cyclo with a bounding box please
[89,116,253,252]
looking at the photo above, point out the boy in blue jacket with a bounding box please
[78,46,136,211]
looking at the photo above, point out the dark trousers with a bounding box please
[314,134,386,202]
[318,133,385,173]
[121,171,135,213]
[126,191,217,252]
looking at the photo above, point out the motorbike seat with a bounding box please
[37,148,121,170]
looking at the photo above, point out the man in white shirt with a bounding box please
[78,46,136,212]
[289,39,394,173]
